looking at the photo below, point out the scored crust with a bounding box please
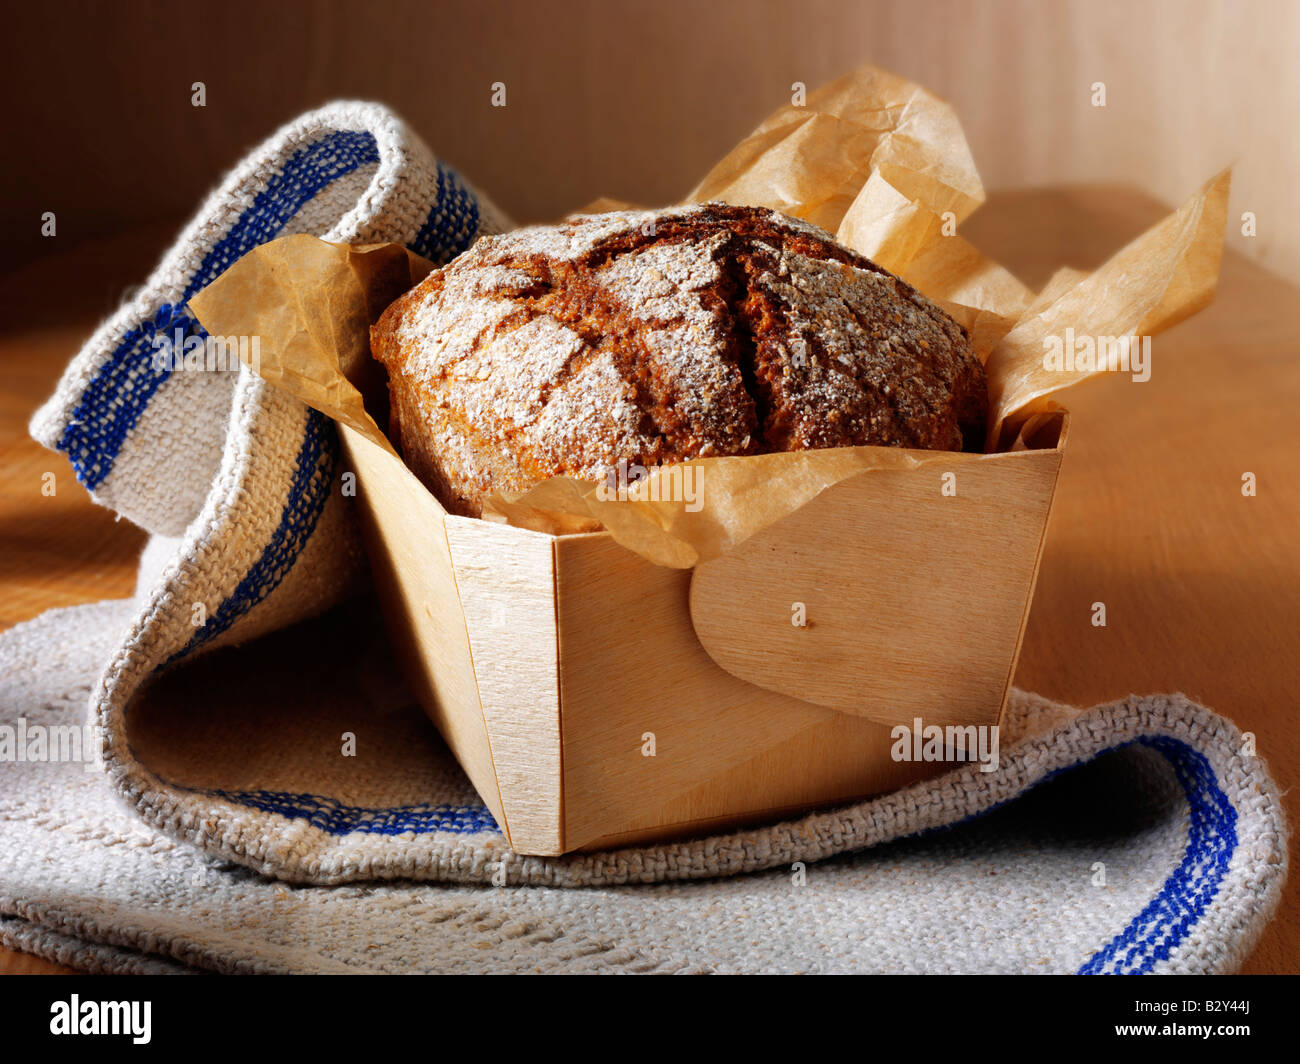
[371,202,987,517]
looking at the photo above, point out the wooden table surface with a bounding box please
[0,187,1294,975]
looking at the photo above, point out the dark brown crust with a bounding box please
[372,203,988,516]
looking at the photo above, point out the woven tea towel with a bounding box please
[0,599,1287,973]
[24,101,514,863]
[7,103,1287,973]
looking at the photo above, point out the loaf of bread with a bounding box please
[371,203,987,517]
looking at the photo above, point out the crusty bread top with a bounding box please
[371,202,987,516]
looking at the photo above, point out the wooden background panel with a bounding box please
[4,0,1297,284]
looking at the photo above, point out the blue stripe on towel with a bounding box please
[183,131,380,301]
[408,160,481,265]
[174,408,336,658]
[204,789,500,836]
[58,130,381,491]
[1078,736,1238,974]
[880,731,1239,972]
[56,304,205,490]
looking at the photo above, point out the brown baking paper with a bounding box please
[190,237,433,458]
[982,168,1229,447]
[189,64,1229,569]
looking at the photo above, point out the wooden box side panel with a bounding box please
[992,416,1070,733]
[445,517,564,855]
[689,446,1062,727]
[338,425,506,829]
[553,533,947,853]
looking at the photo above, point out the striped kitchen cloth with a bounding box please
[0,597,1288,973]
[24,100,521,872]
[27,100,511,741]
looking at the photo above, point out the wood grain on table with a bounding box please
[0,187,1294,975]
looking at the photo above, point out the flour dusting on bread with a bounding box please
[371,203,987,516]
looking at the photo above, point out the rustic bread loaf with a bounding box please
[371,203,987,517]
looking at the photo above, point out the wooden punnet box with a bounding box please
[337,410,1067,856]
[185,62,1220,858]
